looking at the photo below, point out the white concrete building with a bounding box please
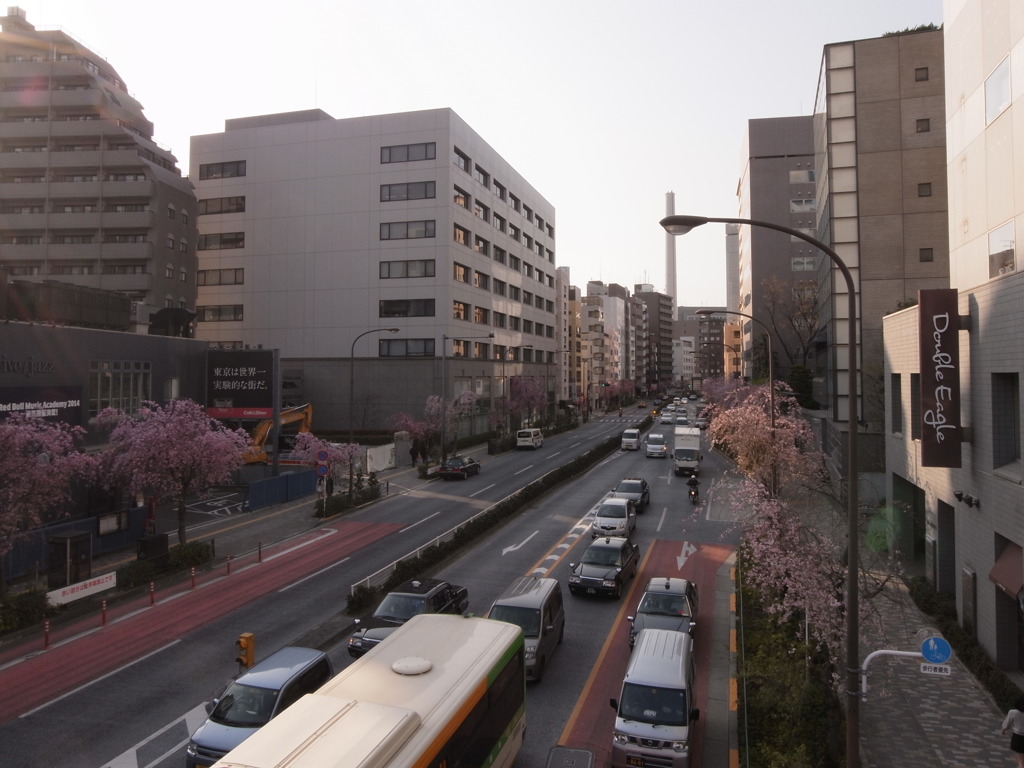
[883,0,1023,670]
[191,108,556,434]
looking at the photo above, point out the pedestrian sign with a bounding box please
[920,636,952,664]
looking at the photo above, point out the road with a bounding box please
[0,412,743,768]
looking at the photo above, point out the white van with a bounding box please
[620,429,641,450]
[516,428,544,449]
[487,576,565,683]
[609,629,700,768]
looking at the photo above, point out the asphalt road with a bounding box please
[0,412,742,768]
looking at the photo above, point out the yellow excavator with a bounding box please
[243,403,313,464]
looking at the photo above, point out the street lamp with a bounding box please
[349,327,399,492]
[440,332,494,461]
[663,213,861,767]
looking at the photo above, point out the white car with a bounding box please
[590,498,637,538]
[645,433,668,458]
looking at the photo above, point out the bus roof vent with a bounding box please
[392,656,432,676]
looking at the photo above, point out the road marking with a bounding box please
[502,531,538,555]
[100,702,207,768]
[280,557,351,592]
[676,541,698,569]
[514,465,534,475]
[400,511,441,532]
[469,483,496,497]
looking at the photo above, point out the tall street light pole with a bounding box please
[348,327,399,492]
[663,214,861,767]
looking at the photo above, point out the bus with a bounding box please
[212,613,525,768]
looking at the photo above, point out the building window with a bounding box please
[107,172,146,182]
[472,341,489,359]
[166,234,175,249]
[790,198,816,213]
[509,224,521,241]
[493,213,506,233]
[380,220,435,240]
[181,210,189,225]
[165,264,174,279]
[454,263,470,283]
[916,118,931,133]
[509,194,521,212]
[992,373,1020,468]
[493,246,507,265]
[167,205,176,220]
[103,263,146,275]
[88,359,151,417]
[106,234,147,244]
[179,240,188,253]
[919,248,934,262]
[918,183,932,197]
[453,185,469,208]
[493,180,506,201]
[198,268,244,285]
[379,259,435,278]
[380,338,433,357]
[493,279,507,296]
[380,142,436,163]
[380,181,436,201]
[985,57,1011,124]
[890,373,902,434]
[473,236,490,256]
[179,268,187,282]
[473,200,489,222]
[509,316,521,331]
[453,147,470,172]
[473,307,489,325]
[493,312,507,329]
[915,67,929,82]
[198,196,245,215]
[198,232,245,250]
[199,160,246,180]
[473,272,490,291]
[509,255,521,272]
[509,286,521,301]
[988,220,1015,278]
[53,234,94,244]
[789,169,815,183]
[197,305,244,322]
[379,298,435,317]
[473,164,490,187]
[453,301,468,320]
[523,319,534,334]
[49,264,93,275]
[454,224,469,246]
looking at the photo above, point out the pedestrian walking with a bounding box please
[1001,694,1024,767]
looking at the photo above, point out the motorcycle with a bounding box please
[687,484,699,505]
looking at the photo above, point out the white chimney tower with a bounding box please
[665,191,677,308]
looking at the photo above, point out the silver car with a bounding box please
[590,498,637,538]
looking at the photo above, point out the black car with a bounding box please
[610,477,651,512]
[437,455,481,480]
[347,578,469,657]
[626,577,699,647]
[567,536,641,599]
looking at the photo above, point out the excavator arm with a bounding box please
[243,403,313,463]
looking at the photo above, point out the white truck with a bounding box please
[672,426,702,477]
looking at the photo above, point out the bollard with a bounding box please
[149,581,155,606]
[43,619,50,650]
[191,566,196,589]
[227,553,232,575]
[101,599,107,627]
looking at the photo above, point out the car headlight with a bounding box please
[524,647,536,659]
[348,636,363,648]
[670,740,689,753]
[602,579,617,588]
[186,742,198,757]
[568,574,581,584]
[612,731,629,745]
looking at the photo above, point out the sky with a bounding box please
[22,0,943,307]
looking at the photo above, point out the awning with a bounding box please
[988,543,1024,597]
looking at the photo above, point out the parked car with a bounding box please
[347,578,469,657]
[611,477,651,512]
[590,498,637,538]
[568,536,641,599]
[437,455,481,480]
[626,577,699,647]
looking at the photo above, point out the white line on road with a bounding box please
[469,484,496,497]
[279,557,351,592]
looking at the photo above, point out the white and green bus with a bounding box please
[212,613,525,768]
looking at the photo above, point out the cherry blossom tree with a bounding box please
[289,432,360,495]
[508,376,546,427]
[100,399,248,546]
[391,391,477,460]
[0,414,98,594]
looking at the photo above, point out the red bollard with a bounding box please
[191,566,196,589]
[226,553,233,575]
[149,581,155,605]
[43,619,50,650]
[101,599,107,627]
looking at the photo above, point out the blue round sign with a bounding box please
[921,636,952,664]
[316,463,330,477]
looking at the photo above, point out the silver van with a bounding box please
[620,428,641,450]
[516,428,544,449]
[609,629,700,768]
[185,646,333,768]
[486,576,565,683]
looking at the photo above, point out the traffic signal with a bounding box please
[235,632,255,668]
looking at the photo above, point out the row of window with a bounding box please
[0,233,180,246]
[454,184,554,262]
[890,372,1020,470]
[4,262,150,276]
[87,359,151,419]
[1,202,152,214]
[453,260,555,312]
[452,232,555,291]
[199,160,246,180]
[452,146,553,238]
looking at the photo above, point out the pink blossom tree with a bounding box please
[289,432,359,494]
[0,414,98,594]
[508,376,546,428]
[100,399,249,546]
[392,391,477,460]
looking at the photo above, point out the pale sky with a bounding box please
[23,0,943,307]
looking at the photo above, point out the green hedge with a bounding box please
[116,540,214,589]
[0,589,55,632]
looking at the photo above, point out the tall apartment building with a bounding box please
[883,0,1023,671]
[634,285,674,395]
[0,9,197,330]
[736,116,816,384]
[191,108,556,432]
[813,28,949,482]
[676,305,726,387]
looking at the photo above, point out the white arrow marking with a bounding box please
[503,531,539,555]
[676,541,698,570]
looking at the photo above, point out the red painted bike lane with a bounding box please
[0,519,401,722]
[558,538,735,765]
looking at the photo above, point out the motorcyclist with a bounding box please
[686,476,700,498]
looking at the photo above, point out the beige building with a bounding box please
[0,8,197,331]
[883,0,1023,670]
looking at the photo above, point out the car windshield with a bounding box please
[638,592,689,616]
[210,682,278,727]
[616,481,642,495]
[374,593,427,621]
[648,435,664,445]
[618,682,688,726]
[583,545,622,567]
[597,503,628,519]
[488,605,541,637]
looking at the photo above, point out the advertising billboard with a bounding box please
[206,349,276,419]
[918,289,962,468]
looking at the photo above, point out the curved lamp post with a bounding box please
[663,214,861,767]
[348,328,399,492]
